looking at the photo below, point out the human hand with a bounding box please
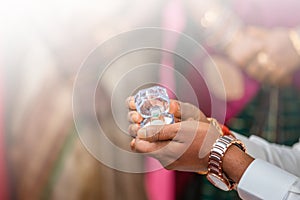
[126,96,208,138]
[203,55,245,101]
[126,97,217,172]
[226,26,300,86]
[130,120,220,172]
[226,26,266,67]
[245,28,300,86]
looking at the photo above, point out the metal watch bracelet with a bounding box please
[206,135,246,191]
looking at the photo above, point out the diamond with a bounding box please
[134,86,174,127]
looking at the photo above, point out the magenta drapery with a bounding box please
[145,1,185,200]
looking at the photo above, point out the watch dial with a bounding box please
[207,173,230,191]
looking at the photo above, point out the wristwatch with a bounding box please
[206,135,246,191]
[198,118,234,175]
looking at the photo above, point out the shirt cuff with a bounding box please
[237,159,298,200]
[234,132,268,160]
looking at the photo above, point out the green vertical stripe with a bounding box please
[41,129,77,200]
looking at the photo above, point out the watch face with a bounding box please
[207,173,230,191]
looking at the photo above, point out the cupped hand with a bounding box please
[130,120,219,172]
[126,96,208,138]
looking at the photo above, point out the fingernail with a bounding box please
[137,128,147,139]
[126,96,132,107]
[169,100,179,114]
[130,139,136,151]
[130,112,137,121]
[132,124,140,137]
[129,112,140,123]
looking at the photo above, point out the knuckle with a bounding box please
[127,111,134,121]
[128,124,139,137]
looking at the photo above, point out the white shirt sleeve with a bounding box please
[233,133,300,200]
[235,133,300,177]
[237,159,300,200]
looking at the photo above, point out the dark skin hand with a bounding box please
[126,96,208,138]
[126,97,254,182]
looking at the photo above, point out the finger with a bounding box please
[169,100,181,118]
[128,123,141,138]
[180,102,199,120]
[186,117,195,121]
[126,96,136,110]
[169,100,207,122]
[130,138,136,151]
[174,117,181,123]
[137,123,180,142]
[127,111,143,123]
[134,138,169,154]
[180,102,207,122]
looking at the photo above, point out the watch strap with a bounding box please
[206,135,246,191]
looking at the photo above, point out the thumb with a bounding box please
[137,123,180,142]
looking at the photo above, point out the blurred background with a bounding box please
[1,0,300,200]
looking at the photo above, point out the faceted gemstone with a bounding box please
[134,86,174,127]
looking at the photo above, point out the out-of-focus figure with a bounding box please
[1,1,164,199]
[2,0,300,200]
[173,0,300,199]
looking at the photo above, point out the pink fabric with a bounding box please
[159,0,186,90]
[232,0,300,28]
[145,1,185,200]
[225,73,260,121]
[145,158,175,200]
